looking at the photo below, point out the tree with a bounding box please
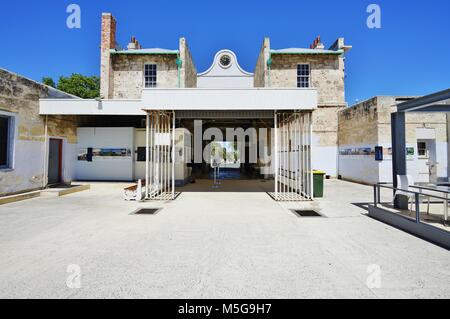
[42,77,56,88]
[56,74,100,99]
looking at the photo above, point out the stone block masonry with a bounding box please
[0,69,77,196]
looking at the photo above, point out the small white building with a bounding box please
[338,96,449,185]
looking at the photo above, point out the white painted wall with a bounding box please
[312,145,338,177]
[75,128,134,181]
[338,141,449,185]
[134,128,191,183]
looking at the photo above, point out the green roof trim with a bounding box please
[110,49,179,55]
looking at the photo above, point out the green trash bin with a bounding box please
[313,170,326,198]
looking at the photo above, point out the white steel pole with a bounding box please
[309,113,314,200]
[163,114,167,197]
[274,112,278,200]
[172,111,176,200]
[150,112,154,200]
[283,113,288,199]
[145,112,150,199]
[42,115,49,189]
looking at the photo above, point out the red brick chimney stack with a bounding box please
[100,13,117,99]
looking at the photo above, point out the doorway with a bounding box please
[416,139,437,184]
[48,138,63,185]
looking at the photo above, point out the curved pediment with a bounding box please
[198,50,253,88]
[199,49,253,77]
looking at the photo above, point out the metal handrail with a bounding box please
[375,183,450,201]
[373,183,449,225]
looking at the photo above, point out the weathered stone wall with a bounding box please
[270,54,346,106]
[0,69,77,196]
[111,54,179,99]
[270,52,347,175]
[254,38,270,87]
[338,97,379,146]
[180,38,197,88]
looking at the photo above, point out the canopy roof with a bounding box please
[397,88,450,112]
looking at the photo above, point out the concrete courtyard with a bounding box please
[0,179,449,299]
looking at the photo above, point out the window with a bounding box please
[0,115,13,169]
[144,64,157,88]
[137,147,147,162]
[417,142,428,158]
[297,64,310,88]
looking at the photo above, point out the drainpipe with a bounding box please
[176,55,183,88]
[267,56,272,87]
[42,115,49,189]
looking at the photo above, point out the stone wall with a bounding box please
[180,38,197,88]
[267,51,347,176]
[254,38,270,87]
[270,54,346,106]
[111,54,179,99]
[0,69,77,196]
[338,97,379,146]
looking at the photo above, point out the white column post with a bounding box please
[172,111,176,199]
[309,113,314,200]
[145,112,150,199]
[274,111,279,201]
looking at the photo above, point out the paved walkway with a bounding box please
[0,180,448,298]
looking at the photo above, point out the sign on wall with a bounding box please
[78,148,132,161]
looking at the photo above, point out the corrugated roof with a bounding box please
[110,48,179,55]
[271,48,344,55]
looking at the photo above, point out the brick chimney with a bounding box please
[310,36,325,50]
[127,36,142,50]
[100,13,117,99]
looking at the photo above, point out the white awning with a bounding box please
[40,88,317,115]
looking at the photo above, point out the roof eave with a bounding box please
[110,49,179,56]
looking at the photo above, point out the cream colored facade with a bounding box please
[0,68,77,196]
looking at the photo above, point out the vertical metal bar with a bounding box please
[274,112,279,200]
[288,114,294,200]
[296,113,301,198]
[294,113,298,199]
[164,114,168,197]
[151,112,155,200]
[301,114,305,197]
[310,113,312,198]
[374,185,378,208]
[166,113,169,197]
[415,193,420,224]
[377,184,381,204]
[172,111,176,200]
[145,112,150,199]
[284,113,287,198]
[42,115,49,189]
[392,112,407,208]
[156,113,160,199]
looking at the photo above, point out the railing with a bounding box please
[373,183,449,225]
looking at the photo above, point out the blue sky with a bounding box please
[0,0,449,104]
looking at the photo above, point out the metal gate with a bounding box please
[273,112,313,201]
[144,111,177,200]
